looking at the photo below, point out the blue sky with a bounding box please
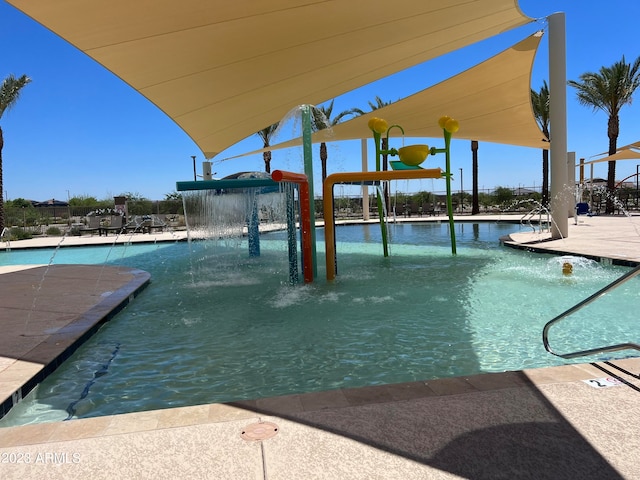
[2,1,640,202]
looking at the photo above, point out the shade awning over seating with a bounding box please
[7,0,533,158]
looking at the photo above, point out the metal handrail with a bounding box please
[0,227,9,251]
[543,263,640,359]
[520,207,550,234]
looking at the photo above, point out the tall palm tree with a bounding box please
[256,123,279,173]
[531,80,550,207]
[0,74,31,232]
[568,56,640,213]
[471,140,479,214]
[312,100,359,181]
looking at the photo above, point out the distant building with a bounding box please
[511,187,537,196]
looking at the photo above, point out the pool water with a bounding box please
[1,222,638,426]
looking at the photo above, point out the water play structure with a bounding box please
[177,113,460,283]
[176,170,314,284]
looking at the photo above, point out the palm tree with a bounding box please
[311,100,359,181]
[366,96,391,112]
[0,74,31,233]
[471,140,480,214]
[568,56,640,213]
[531,80,550,207]
[256,123,279,173]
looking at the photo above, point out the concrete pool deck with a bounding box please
[0,214,639,479]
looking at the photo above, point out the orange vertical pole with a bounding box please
[271,170,313,283]
[323,168,443,281]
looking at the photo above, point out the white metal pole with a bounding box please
[549,12,569,238]
[590,164,594,209]
[567,151,576,217]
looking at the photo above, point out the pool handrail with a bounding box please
[542,263,640,359]
[0,227,9,250]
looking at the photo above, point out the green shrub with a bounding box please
[45,226,62,236]
[9,227,33,241]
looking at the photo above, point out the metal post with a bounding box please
[191,155,197,181]
[636,165,640,208]
[567,151,576,217]
[459,168,463,213]
[549,12,569,238]
[301,105,317,277]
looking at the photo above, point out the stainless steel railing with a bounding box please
[520,206,551,233]
[543,263,640,359]
[0,227,9,251]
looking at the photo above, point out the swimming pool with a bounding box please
[1,222,637,426]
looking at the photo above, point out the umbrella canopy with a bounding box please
[7,0,533,158]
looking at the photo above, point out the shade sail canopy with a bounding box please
[238,32,547,158]
[618,141,640,150]
[582,147,640,165]
[7,0,532,158]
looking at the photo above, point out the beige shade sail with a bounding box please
[582,147,640,166]
[7,0,532,158]
[236,32,548,159]
[618,141,640,150]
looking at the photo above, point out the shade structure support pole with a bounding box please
[549,12,569,238]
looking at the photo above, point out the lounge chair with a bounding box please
[124,216,146,234]
[147,215,167,234]
[134,215,162,234]
[79,216,102,236]
[101,215,124,236]
[576,202,592,216]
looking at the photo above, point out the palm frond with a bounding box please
[0,74,32,119]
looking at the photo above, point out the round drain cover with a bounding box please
[241,421,279,441]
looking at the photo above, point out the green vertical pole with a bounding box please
[372,131,389,256]
[444,131,457,255]
[248,194,261,257]
[301,105,318,277]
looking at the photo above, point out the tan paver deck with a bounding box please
[0,216,639,479]
[0,265,150,418]
[502,214,640,265]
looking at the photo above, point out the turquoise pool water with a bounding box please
[1,222,637,426]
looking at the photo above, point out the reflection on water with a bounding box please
[1,222,637,427]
